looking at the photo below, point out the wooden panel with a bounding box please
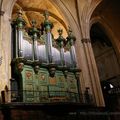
[49,77,57,85]
[67,73,78,93]
[38,86,49,102]
[20,65,79,102]
[48,71,67,100]
[22,65,35,102]
[39,70,48,85]
[55,71,66,89]
[67,73,79,102]
[22,66,34,82]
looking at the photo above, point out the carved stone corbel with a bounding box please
[48,63,56,77]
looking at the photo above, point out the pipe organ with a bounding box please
[11,10,81,103]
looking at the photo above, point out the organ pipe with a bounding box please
[56,29,65,66]
[66,28,77,68]
[43,11,53,63]
[13,10,78,69]
[28,20,39,61]
[15,9,25,58]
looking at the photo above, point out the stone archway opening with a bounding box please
[90,23,120,110]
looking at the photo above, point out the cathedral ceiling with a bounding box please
[12,0,68,38]
[91,0,120,18]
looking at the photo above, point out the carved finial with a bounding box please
[68,26,72,35]
[15,9,26,29]
[58,28,63,36]
[32,20,36,27]
[43,10,53,32]
[28,19,38,38]
[43,10,49,20]
[17,9,23,17]
[56,28,66,48]
[66,26,76,44]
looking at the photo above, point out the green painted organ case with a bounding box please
[11,10,81,103]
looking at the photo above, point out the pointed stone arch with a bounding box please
[90,16,120,66]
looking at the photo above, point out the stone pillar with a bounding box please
[81,38,105,106]
[0,10,4,65]
[0,7,12,102]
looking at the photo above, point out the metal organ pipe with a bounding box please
[70,43,77,67]
[32,32,38,61]
[67,28,77,68]
[43,11,53,63]
[15,25,18,58]
[18,30,23,57]
[15,9,25,58]
[56,29,65,66]
[29,20,39,61]
[60,47,65,65]
[34,36,38,61]
[46,32,53,63]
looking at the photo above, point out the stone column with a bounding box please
[0,9,4,65]
[81,38,105,106]
[0,8,12,102]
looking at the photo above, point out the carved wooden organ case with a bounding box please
[11,10,81,103]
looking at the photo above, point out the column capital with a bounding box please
[81,38,91,43]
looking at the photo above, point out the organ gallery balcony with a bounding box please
[1,89,94,106]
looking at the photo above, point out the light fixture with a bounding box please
[110,84,114,89]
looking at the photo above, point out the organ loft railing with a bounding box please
[2,10,93,105]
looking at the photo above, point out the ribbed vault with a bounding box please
[12,0,68,38]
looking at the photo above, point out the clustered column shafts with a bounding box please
[43,11,53,63]
[29,20,39,61]
[56,29,66,66]
[15,9,26,58]
[66,28,77,68]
